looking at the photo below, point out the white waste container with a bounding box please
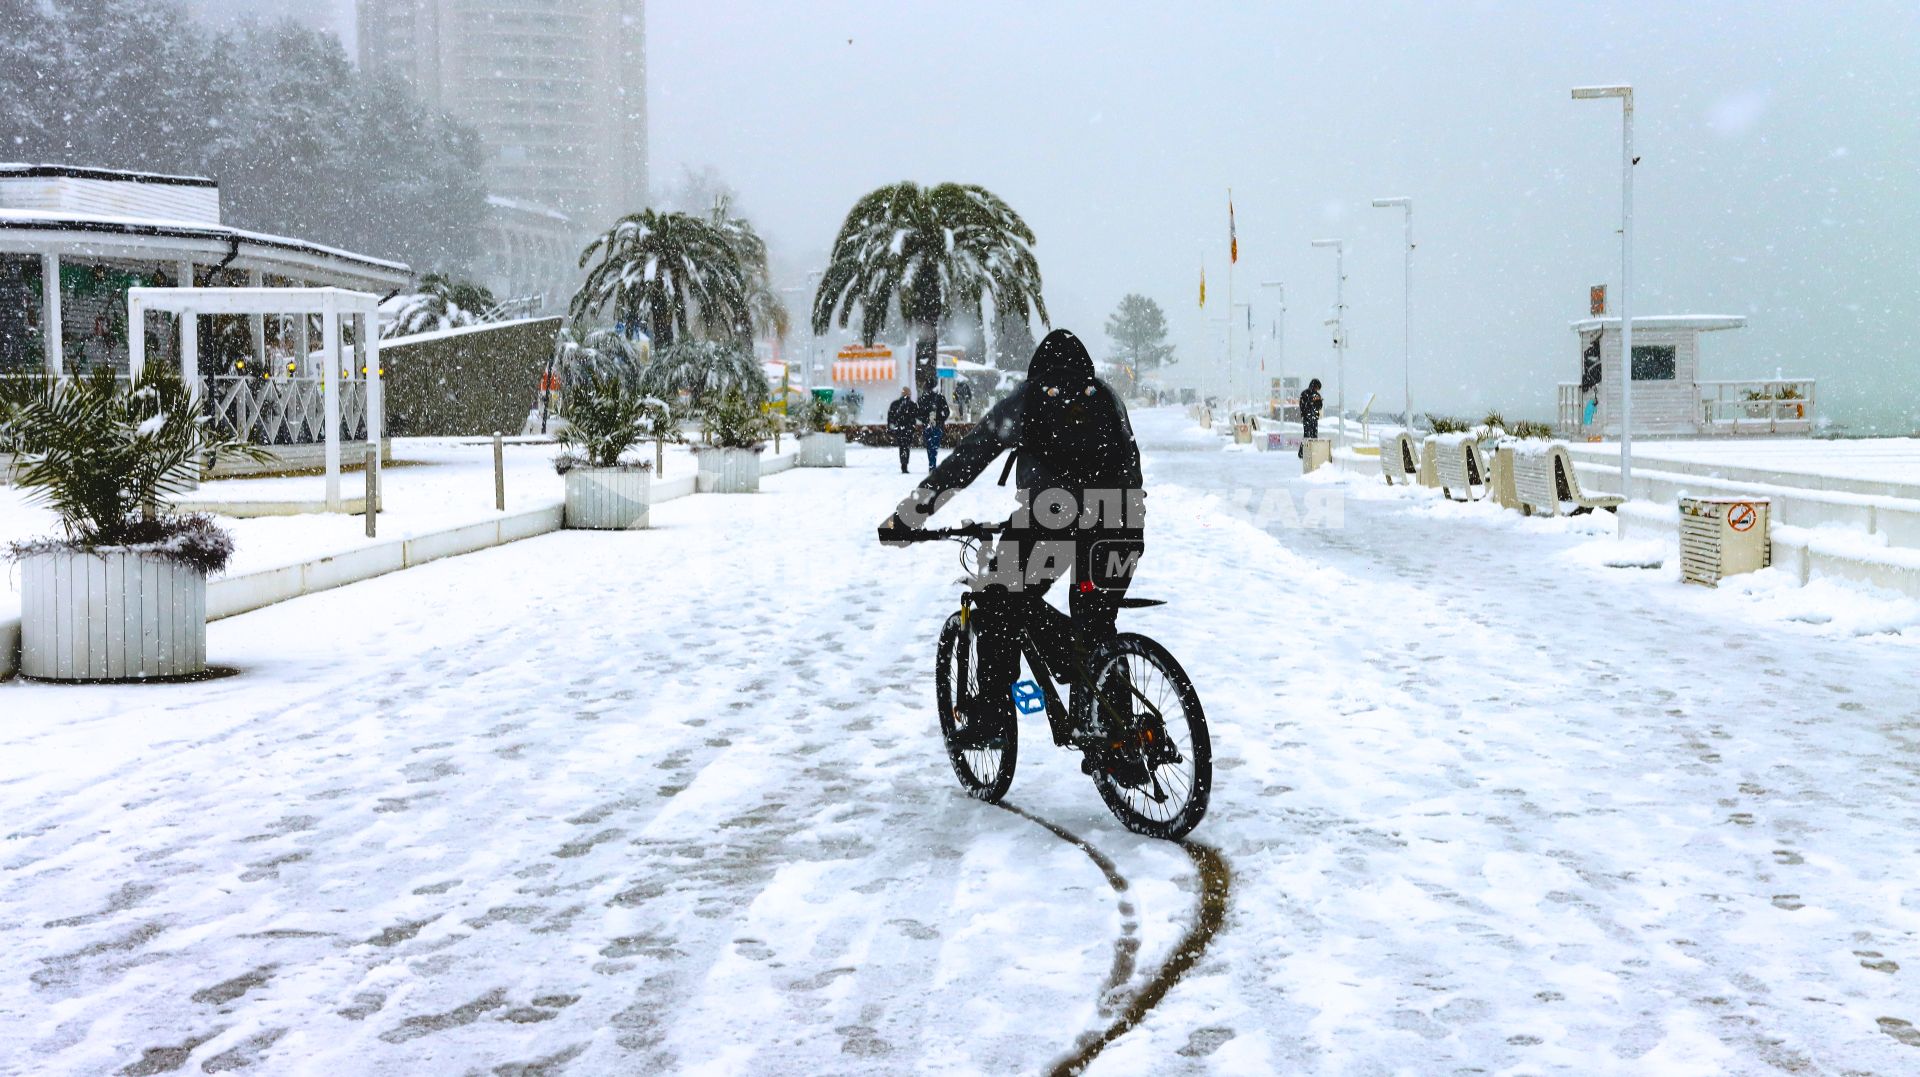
[1680,496,1770,586]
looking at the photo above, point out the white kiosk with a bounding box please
[1558,314,1815,439]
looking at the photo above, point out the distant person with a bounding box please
[1298,378,1323,456]
[920,383,951,469]
[953,379,974,422]
[887,387,921,473]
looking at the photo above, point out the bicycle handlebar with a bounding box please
[883,518,1010,544]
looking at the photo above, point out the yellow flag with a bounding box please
[1198,265,1207,308]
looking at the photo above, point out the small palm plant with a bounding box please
[639,339,769,413]
[798,393,837,434]
[555,366,666,472]
[382,272,497,338]
[1,366,272,572]
[699,388,773,450]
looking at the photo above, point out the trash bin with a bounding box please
[1302,438,1332,473]
[1233,421,1252,444]
[1680,497,1770,586]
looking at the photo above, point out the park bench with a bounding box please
[1379,432,1420,485]
[1432,434,1489,501]
[1512,442,1626,517]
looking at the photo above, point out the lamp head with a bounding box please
[1371,197,1411,208]
[1310,239,1344,250]
[1571,85,1632,99]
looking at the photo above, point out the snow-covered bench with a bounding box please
[1379,432,1420,485]
[1512,442,1625,517]
[1432,433,1489,501]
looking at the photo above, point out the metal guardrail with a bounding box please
[1699,379,1814,432]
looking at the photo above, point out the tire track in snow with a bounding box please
[994,801,1232,1076]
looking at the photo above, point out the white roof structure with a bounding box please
[128,287,384,512]
[1569,314,1747,334]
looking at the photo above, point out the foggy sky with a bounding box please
[652,1,1918,431]
[192,1,1918,431]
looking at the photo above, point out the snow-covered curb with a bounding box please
[0,451,800,677]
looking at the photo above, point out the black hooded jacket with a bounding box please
[902,329,1142,528]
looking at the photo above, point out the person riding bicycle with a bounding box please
[879,329,1145,750]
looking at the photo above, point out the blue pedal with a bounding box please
[1010,680,1046,715]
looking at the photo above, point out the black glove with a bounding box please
[877,513,914,546]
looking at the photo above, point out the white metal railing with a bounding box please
[208,375,366,445]
[1699,379,1815,432]
[1557,383,1583,433]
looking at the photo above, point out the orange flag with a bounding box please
[1229,191,1238,264]
[1198,265,1206,307]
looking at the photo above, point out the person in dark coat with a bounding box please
[886,387,920,473]
[953,380,975,422]
[1298,377,1324,448]
[880,329,1145,749]
[920,384,951,470]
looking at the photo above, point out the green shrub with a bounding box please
[1,365,271,571]
[699,388,772,449]
[555,366,663,470]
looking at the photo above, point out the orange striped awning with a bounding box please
[832,357,898,383]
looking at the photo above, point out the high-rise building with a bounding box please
[357,0,648,232]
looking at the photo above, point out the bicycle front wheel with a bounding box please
[935,611,1016,802]
[1086,632,1211,839]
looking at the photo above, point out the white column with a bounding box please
[178,310,198,404]
[248,268,266,370]
[295,309,311,378]
[322,297,342,510]
[39,253,62,377]
[127,294,145,382]
[1619,93,1636,492]
[365,308,383,492]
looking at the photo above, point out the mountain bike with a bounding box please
[895,520,1211,840]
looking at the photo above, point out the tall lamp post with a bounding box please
[1260,280,1284,418]
[1309,238,1347,445]
[1573,83,1635,493]
[1370,197,1413,430]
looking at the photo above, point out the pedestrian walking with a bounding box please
[920,383,951,470]
[887,387,921,473]
[953,380,974,422]
[1298,378,1323,457]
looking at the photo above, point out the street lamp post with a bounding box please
[1309,238,1346,446]
[1573,84,1635,493]
[804,268,823,398]
[1260,280,1284,418]
[1371,196,1413,430]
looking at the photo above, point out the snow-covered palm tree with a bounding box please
[813,182,1048,393]
[638,339,769,413]
[704,194,789,343]
[571,210,750,347]
[381,273,496,339]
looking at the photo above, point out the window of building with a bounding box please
[1631,344,1677,381]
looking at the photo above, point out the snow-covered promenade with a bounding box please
[2,409,1915,1074]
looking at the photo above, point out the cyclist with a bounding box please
[880,329,1145,751]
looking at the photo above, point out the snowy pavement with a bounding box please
[2,409,1918,1074]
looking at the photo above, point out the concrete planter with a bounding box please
[563,465,652,530]
[797,432,847,468]
[19,548,207,681]
[695,446,763,493]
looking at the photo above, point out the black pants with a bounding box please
[896,439,913,471]
[1303,416,1319,440]
[972,528,1143,728]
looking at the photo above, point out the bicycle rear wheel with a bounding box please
[935,611,1016,802]
[1086,632,1210,839]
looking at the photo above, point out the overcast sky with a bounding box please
[648,1,1918,430]
[196,1,1919,430]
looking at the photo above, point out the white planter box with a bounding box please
[695,447,762,493]
[20,549,207,681]
[797,432,847,468]
[564,465,652,529]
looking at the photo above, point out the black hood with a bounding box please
[1020,329,1113,472]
